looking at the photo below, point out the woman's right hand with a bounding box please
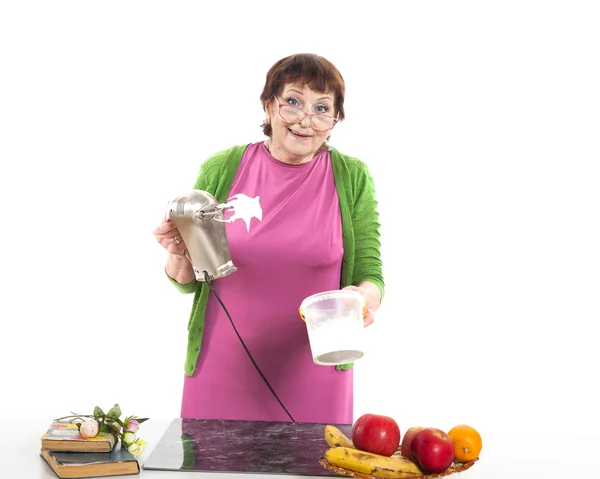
[153,218,188,256]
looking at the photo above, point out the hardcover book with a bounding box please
[40,447,140,478]
[41,420,117,452]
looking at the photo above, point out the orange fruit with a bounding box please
[447,424,482,462]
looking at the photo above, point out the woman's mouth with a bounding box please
[288,128,313,139]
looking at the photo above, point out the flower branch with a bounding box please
[55,404,149,457]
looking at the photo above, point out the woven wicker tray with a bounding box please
[319,456,478,479]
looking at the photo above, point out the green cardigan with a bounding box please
[168,144,385,376]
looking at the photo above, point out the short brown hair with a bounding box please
[260,53,346,137]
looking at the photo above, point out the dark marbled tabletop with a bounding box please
[143,418,352,476]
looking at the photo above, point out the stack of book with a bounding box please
[40,420,140,478]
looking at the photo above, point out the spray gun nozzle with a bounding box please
[217,203,234,212]
[196,203,232,221]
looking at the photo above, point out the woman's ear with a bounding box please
[263,101,273,124]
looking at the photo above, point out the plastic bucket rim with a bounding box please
[299,289,365,320]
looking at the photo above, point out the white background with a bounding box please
[1,1,599,478]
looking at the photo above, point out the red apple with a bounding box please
[351,413,400,457]
[400,426,424,458]
[410,427,455,473]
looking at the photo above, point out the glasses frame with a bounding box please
[273,96,338,132]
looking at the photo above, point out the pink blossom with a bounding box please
[79,419,99,438]
[124,419,140,433]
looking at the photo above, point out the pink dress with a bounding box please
[181,142,352,423]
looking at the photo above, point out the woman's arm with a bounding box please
[165,251,195,285]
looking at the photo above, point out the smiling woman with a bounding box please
[264,86,338,164]
[258,54,346,165]
[152,53,384,425]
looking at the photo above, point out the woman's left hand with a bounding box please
[342,284,378,327]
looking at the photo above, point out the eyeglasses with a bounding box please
[274,96,338,132]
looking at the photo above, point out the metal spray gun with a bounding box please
[165,190,237,281]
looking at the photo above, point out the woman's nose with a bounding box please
[299,113,312,128]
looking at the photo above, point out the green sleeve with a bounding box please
[165,270,197,294]
[193,154,220,191]
[351,161,385,300]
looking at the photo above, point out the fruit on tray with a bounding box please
[351,413,401,457]
[447,424,483,463]
[321,419,482,478]
[324,424,354,449]
[399,426,425,458]
[410,427,455,474]
[324,446,423,478]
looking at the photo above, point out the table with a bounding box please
[2,418,341,479]
[5,415,600,479]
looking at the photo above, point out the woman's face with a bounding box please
[266,84,335,164]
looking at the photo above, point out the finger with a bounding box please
[167,242,188,256]
[165,234,187,254]
[154,221,179,237]
[363,307,375,327]
[342,285,360,293]
[154,222,185,250]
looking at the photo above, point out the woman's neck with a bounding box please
[264,140,323,165]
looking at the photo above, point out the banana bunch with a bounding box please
[324,424,355,449]
[324,446,424,478]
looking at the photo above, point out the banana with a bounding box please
[324,425,355,449]
[324,446,423,478]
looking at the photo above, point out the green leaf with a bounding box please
[109,423,121,436]
[107,404,122,420]
[136,418,150,424]
[98,423,112,434]
[93,406,106,418]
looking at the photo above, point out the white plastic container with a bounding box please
[299,290,366,366]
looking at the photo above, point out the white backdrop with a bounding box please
[1,1,599,478]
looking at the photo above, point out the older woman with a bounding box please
[153,53,384,424]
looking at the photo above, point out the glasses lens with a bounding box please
[311,115,335,131]
[280,105,304,123]
[279,105,336,131]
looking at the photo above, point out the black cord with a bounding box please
[203,271,295,422]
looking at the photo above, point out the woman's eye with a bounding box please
[286,98,300,107]
[315,105,328,114]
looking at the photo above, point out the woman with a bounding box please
[153,53,384,424]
